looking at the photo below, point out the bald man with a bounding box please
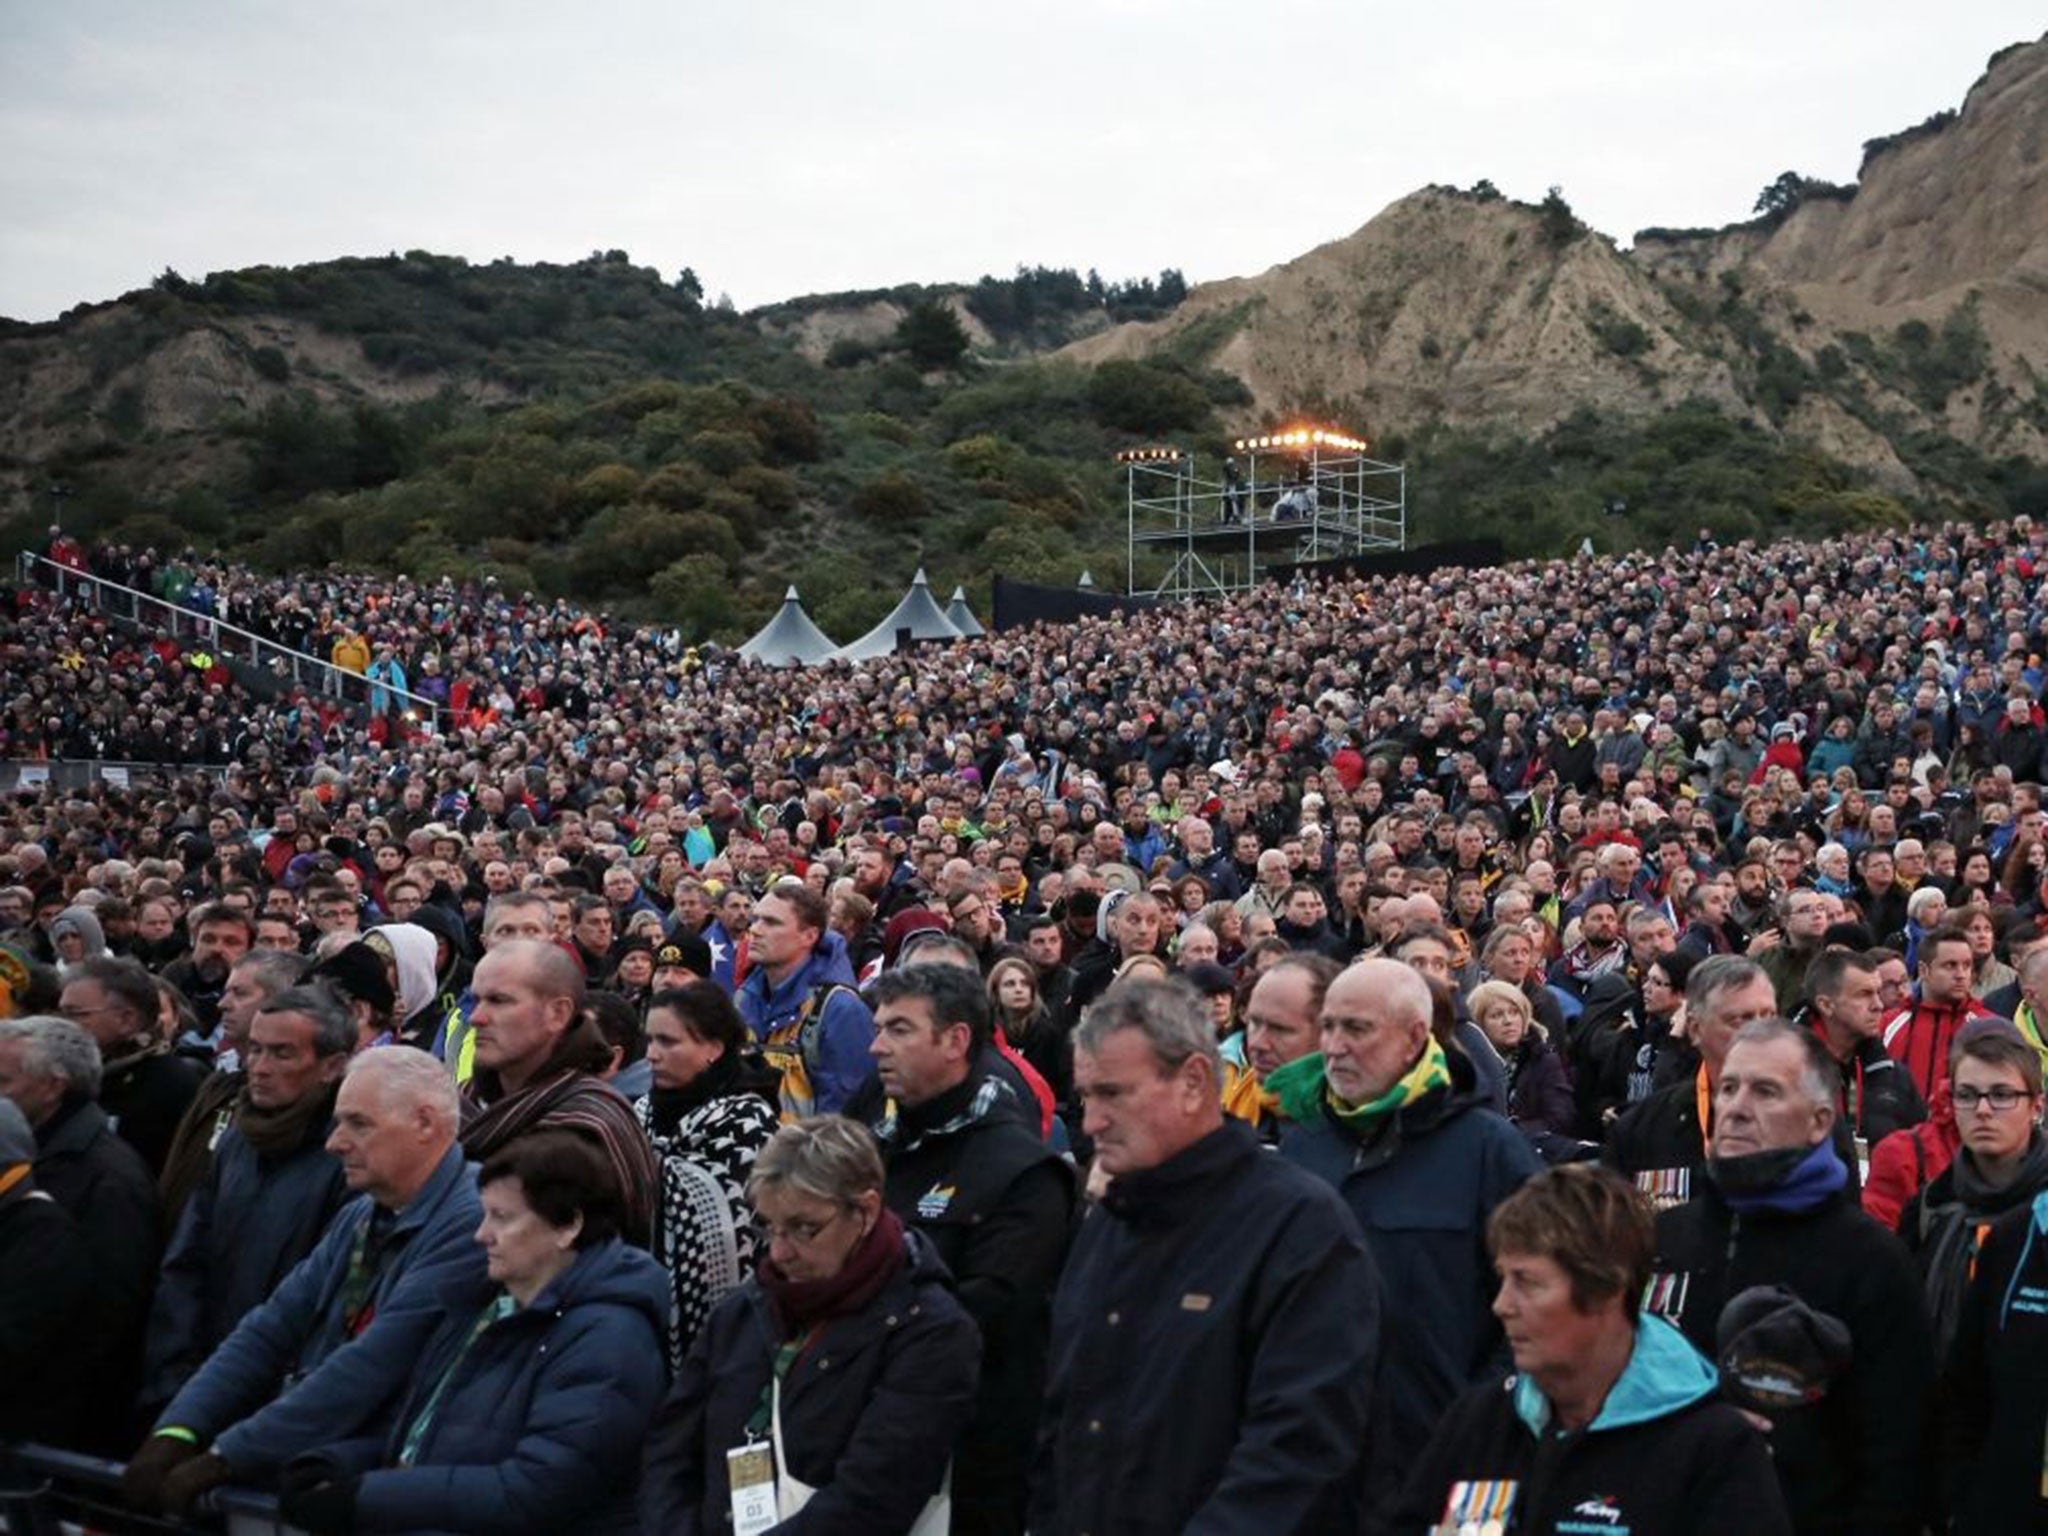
[459,939,657,1241]
[1277,958,1540,1519]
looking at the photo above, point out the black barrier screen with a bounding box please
[991,577,1159,632]
[1268,537,1505,583]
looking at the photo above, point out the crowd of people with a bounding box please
[4,517,2048,1531]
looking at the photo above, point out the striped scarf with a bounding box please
[1268,1035,1452,1129]
[462,1020,660,1245]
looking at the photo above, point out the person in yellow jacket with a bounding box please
[330,629,371,675]
[1220,954,1339,1142]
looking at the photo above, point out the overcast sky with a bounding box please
[2,2,2039,323]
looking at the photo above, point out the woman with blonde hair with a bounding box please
[1467,978,1575,1149]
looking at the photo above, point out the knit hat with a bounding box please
[1716,1284,1853,1416]
[309,941,397,1016]
[653,934,713,980]
[1181,961,1237,996]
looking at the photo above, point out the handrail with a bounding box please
[15,551,445,728]
[0,1439,299,1533]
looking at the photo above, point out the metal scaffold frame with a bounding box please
[1120,429,1406,601]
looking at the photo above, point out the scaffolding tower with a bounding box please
[1121,428,1405,601]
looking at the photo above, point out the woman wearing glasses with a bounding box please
[1898,1019,2048,1359]
[641,1116,978,1534]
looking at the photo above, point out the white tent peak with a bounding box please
[737,585,838,668]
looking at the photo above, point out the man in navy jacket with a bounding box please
[1033,979,1378,1536]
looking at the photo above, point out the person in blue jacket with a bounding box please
[122,1047,489,1518]
[736,883,876,1117]
[1272,957,1541,1529]
[278,1129,671,1534]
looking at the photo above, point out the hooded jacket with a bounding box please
[1945,1189,2048,1532]
[327,1239,671,1535]
[1650,1158,1933,1535]
[735,929,875,1115]
[641,1227,979,1536]
[1392,1316,1790,1535]
[158,1143,490,1479]
[1035,1118,1379,1536]
[1279,1049,1541,1520]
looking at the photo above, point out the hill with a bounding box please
[2,37,2046,640]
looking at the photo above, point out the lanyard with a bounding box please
[746,1328,818,1440]
[338,1208,395,1338]
[398,1293,515,1466]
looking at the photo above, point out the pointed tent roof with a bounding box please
[835,568,962,662]
[737,586,840,668]
[1077,569,1097,589]
[943,585,984,639]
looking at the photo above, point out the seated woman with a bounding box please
[634,982,780,1372]
[1393,1165,1790,1535]
[640,1116,979,1535]
[279,1131,671,1535]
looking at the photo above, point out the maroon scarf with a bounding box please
[757,1206,906,1338]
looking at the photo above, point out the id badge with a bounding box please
[727,1440,778,1536]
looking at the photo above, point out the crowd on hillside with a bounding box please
[4,518,2048,1531]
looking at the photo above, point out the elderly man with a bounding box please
[60,955,207,1176]
[1222,953,1340,1139]
[1275,958,1539,1522]
[865,964,1073,1536]
[461,937,657,1238]
[142,984,355,1413]
[124,1047,488,1517]
[1034,980,1377,1535]
[0,1014,159,1451]
[1649,1020,1932,1536]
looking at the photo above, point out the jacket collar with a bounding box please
[1101,1118,1256,1228]
[1513,1315,1718,1437]
[387,1142,470,1233]
[35,1094,110,1158]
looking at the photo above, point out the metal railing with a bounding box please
[0,1442,299,1535]
[15,553,444,729]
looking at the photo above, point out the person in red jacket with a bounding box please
[1864,1082,1961,1233]
[1884,924,1999,1100]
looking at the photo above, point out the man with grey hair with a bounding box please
[1276,958,1539,1519]
[142,983,356,1412]
[1033,979,1378,1536]
[123,1046,488,1518]
[0,1014,159,1452]
[1649,1018,1932,1535]
[1604,954,1782,1207]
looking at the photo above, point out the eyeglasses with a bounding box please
[760,1208,852,1247]
[1954,1086,2036,1113]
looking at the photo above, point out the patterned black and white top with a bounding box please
[633,1087,778,1372]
